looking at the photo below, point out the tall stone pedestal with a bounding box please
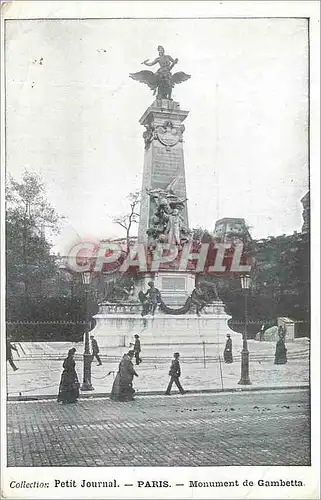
[138,98,189,244]
[92,301,241,350]
[93,96,240,354]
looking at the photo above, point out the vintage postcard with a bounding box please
[1,1,320,499]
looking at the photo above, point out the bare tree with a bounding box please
[112,191,140,254]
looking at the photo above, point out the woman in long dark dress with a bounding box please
[274,338,287,364]
[110,351,138,401]
[57,348,80,404]
[223,334,233,363]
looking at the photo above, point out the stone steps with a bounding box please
[16,341,309,362]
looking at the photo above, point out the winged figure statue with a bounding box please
[129,45,191,100]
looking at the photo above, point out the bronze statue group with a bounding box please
[139,280,219,319]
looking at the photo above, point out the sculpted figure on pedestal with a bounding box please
[190,281,220,316]
[190,282,208,316]
[143,124,155,149]
[145,179,191,248]
[166,208,184,247]
[104,278,135,303]
[129,46,191,100]
[139,281,162,317]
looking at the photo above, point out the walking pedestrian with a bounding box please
[90,335,102,366]
[165,352,186,395]
[274,333,287,365]
[110,350,139,401]
[6,339,19,371]
[223,334,233,363]
[133,334,142,365]
[259,324,265,341]
[57,348,80,404]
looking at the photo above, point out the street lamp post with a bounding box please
[81,270,94,391]
[238,274,252,385]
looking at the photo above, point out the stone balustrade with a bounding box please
[97,300,226,316]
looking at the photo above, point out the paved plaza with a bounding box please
[7,339,309,398]
[7,389,310,467]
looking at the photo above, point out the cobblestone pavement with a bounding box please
[7,389,310,467]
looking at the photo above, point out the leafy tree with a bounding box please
[5,171,84,341]
[192,227,214,243]
[190,227,310,337]
[5,172,100,341]
[6,170,62,299]
[251,232,309,332]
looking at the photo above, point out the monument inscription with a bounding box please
[152,146,185,192]
[161,277,186,291]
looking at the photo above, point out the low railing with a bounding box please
[13,341,310,362]
[97,301,226,315]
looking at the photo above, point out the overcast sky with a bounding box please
[5,18,308,254]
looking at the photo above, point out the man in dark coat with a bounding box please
[133,334,142,365]
[90,335,102,366]
[165,352,186,395]
[6,339,19,371]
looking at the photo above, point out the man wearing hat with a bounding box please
[165,352,186,395]
[90,335,102,366]
[133,334,142,365]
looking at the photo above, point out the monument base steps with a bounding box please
[92,307,241,349]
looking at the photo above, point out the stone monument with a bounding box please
[92,46,240,352]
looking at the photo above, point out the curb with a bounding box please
[7,385,309,402]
